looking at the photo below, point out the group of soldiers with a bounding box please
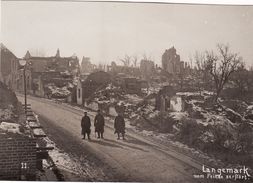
[81,109,126,140]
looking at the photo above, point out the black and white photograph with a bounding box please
[0,0,253,182]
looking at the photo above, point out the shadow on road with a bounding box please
[88,139,123,149]
[104,138,149,152]
[125,138,152,147]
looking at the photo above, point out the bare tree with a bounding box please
[205,44,242,102]
[195,51,207,71]
[194,51,213,93]
[120,54,131,67]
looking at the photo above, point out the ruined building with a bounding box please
[80,56,96,74]
[76,71,111,105]
[162,46,185,74]
[24,49,80,75]
[108,61,140,78]
[23,49,79,97]
[140,59,155,80]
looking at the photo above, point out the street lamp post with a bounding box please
[19,59,27,115]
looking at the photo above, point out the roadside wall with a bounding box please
[0,136,37,180]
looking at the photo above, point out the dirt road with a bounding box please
[17,95,205,182]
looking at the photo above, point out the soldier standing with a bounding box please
[114,113,126,140]
[94,110,105,139]
[81,112,91,140]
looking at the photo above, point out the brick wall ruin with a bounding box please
[0,136,37,180]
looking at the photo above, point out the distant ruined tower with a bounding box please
[162,46,181,74]
[56,48,60,58]
[24,50,31,59]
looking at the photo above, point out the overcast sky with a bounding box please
[1,1,253,67]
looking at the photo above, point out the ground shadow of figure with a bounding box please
[89,139,124,149]
[104,138,149,152]
[124,138,152,147]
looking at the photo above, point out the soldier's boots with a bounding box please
[83,133,91,140]
[97,132,104,139]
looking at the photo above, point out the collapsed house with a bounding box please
[155,85,185,112]
[113,73,148,95]
[19,49,79,100]
[31,71,74,99]
[76,71,111,105]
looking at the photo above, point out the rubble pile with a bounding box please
[245,105,253,121]
[94,84,125,102]
[0,106,15,121]
[45,84,72,98]
[179,93,252,153]
[84,81,253,167]
[0,121,30,137]
[42,71,76,99]
[92,84,145,118]
[0,82,29,137]
[221,99,248,116]
[126,89,253,167]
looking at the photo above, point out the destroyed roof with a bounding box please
[23,48,78,61]
[26,56,55,60]
[25,56,78,60]
[0,43,16,57]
